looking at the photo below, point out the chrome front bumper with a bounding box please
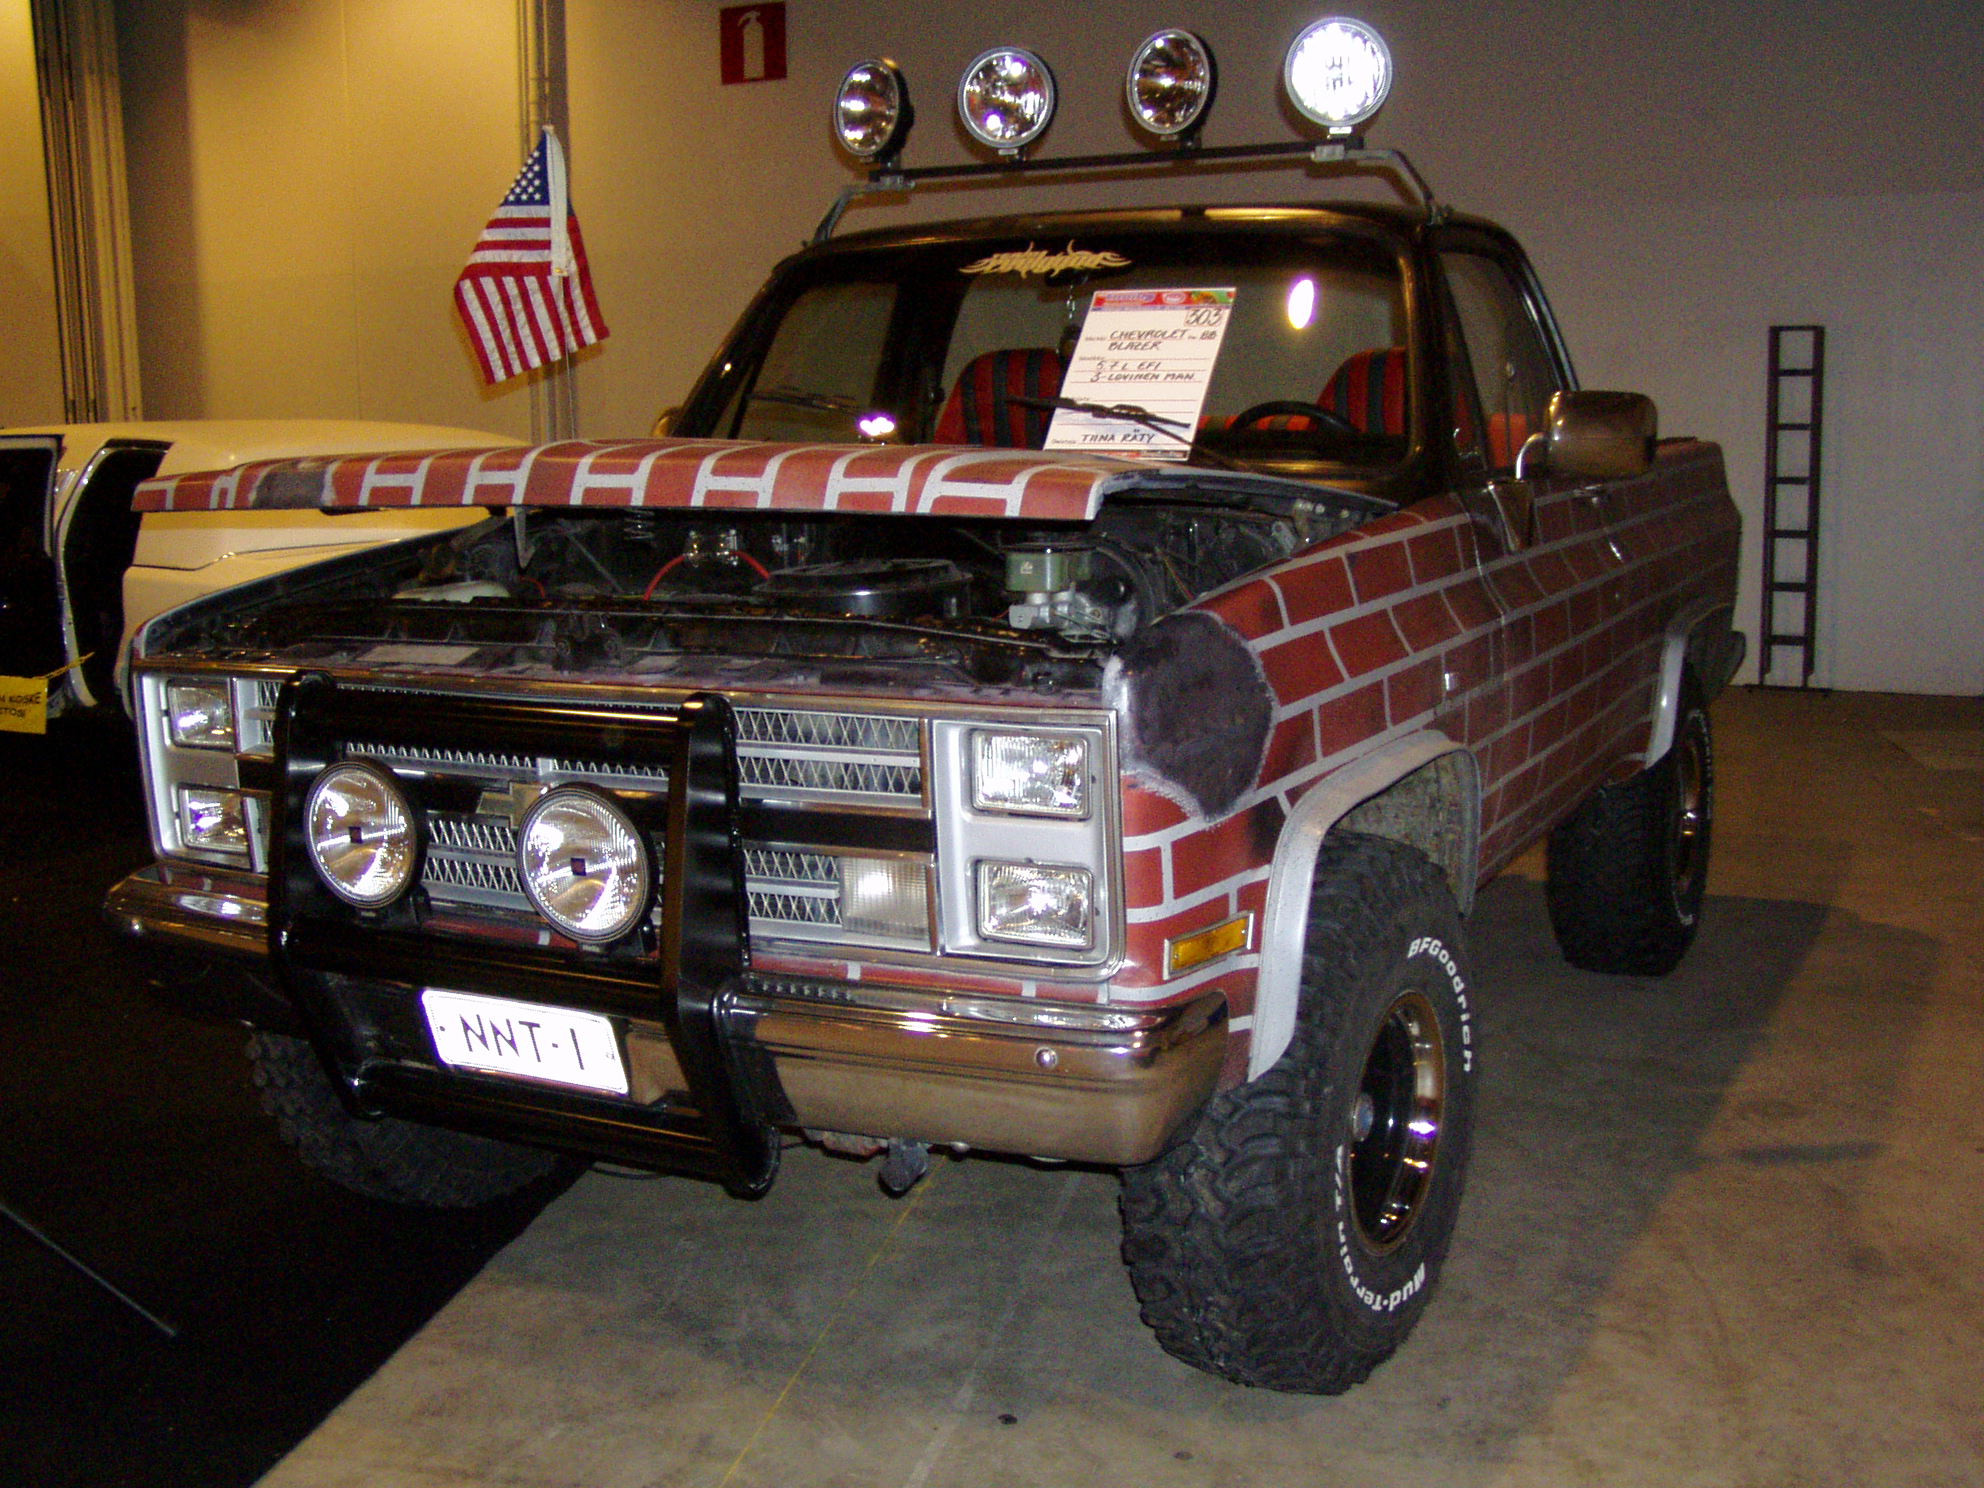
[104,865,1226,1166]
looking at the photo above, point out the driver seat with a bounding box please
[935,348,1065,447]
[1318,346,1409,436]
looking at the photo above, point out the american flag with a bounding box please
[453,127,608,385]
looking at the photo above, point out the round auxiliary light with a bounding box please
[957,46,1056,155]
[306,761,418,909]
[517,786,651,944]
[1283,16,1393,132]
[833,58,912,162]
[1125,29,1217,141]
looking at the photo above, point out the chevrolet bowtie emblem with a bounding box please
[476,781,546,828]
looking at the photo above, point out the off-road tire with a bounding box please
[247,1031,563,1207]
[1545,670,1713,976]
[1119,833,1477,1393]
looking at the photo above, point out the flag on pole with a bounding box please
[453,127,608,385]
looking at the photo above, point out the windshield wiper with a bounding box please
[745,385,857,413]
[1006,394,1253,472]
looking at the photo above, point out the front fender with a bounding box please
[1248,732,1480,1078]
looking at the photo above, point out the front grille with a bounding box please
[362,700,932,950]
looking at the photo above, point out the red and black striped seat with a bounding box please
[1318,345,1409,436]
[934,348,1066,448]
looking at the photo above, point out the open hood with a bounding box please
[131,438,1151,525]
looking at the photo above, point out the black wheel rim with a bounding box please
[1668,717,1709,904]
[1348,990,1445,1251]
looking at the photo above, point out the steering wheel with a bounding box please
[1227,400,1358,438]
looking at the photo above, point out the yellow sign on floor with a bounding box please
[0,657,89,734]
[0,675,50,735]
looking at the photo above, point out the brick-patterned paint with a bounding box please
[131,437,1146,525]
[1112,445,1737,1059]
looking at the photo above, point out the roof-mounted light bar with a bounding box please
[818,18,1432,239]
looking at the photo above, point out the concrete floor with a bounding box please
[258,688,1984,1488]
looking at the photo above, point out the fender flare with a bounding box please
[1646,600,1744,766]
[1248,731,1480,1079]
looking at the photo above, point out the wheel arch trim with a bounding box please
[1647,600,1744,767]
[1248,731,1480,1079]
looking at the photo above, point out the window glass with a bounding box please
[730,280,897,441]
[1441,251,1559,471]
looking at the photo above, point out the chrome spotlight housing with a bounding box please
[957,46,1056,156]
[1283,16,1393,133]
[306,761,418,909]
[516,786,652,944]
[1125,29,1217,141]
[833,58,913,163]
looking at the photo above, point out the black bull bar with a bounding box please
[268,673,780,1197]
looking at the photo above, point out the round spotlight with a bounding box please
[517,787,652,944]
[957,47,1056,155]
[306,761,418,909]
[1283,16,1393,132]
[1125,29,1216,141]
[833,58,912,163]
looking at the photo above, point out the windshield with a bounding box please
[688,225,1411,472]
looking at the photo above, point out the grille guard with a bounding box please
[267,673,780,1196]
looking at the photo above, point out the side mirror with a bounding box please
[1542,390,1657,480]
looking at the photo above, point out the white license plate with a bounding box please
[421,989,629,1096]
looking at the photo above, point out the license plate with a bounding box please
[421,989,629,1096]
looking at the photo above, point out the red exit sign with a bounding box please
[719,4,787,85]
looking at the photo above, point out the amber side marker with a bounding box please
[1164,911,1255,978]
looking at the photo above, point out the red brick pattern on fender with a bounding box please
[1114,444,1738,1051]
[130,438,1142,524]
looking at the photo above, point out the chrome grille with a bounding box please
[382,702,930,949]
[739,755,921,799]
[744,848,839,884]
[428,815,517,856]
[748,890,841,927]
[736,709,917,753]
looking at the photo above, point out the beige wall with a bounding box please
[117,0,532,436]
[110,0,1984,693]
[1,0,65,424]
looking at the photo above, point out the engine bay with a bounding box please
[147,483,1384,689]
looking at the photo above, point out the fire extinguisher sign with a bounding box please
[719,4,787,85]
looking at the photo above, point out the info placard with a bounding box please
[0,675,48,735]
[1045,288,1235,460]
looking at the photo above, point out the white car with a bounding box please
[0,420,522,714]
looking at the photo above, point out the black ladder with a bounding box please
[1759,325,1826,687]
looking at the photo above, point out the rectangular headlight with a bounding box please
[970,731,1088,818]
[177,786,250,855]
[165,679,236,751]
[976,860,1094,949]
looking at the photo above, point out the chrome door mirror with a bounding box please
[1538,389,1658,480]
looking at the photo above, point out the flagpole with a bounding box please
[519,0,573,442]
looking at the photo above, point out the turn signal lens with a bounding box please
[305,762,417,907]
